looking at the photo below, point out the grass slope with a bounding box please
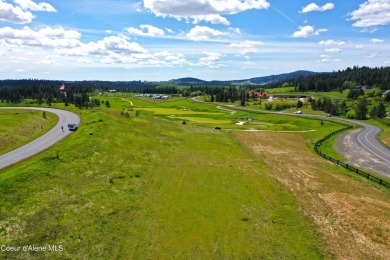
[0,101,322,259]
[0,109,58,155]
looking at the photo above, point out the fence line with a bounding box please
[314,125,390,189]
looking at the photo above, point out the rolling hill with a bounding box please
[169,70,318,86]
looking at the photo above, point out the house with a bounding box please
[355,85,372,90]
[382,90,390,97]
[247,91,269,99]
[152,95,169,100]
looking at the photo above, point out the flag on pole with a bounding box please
[59,83,65,90]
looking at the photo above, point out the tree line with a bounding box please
[265,66,390,92]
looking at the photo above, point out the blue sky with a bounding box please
[1,0,390,81]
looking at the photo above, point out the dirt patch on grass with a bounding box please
[234,132,390,259]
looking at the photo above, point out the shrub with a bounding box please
[347,110,356,119]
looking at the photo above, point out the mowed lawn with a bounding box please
[0,109,57,155]
[0,102,322,259]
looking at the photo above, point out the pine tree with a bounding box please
[369,106,379,119]
[355,98,368,120]
[377,102,387,118]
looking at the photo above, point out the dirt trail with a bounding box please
[234,132,390,259]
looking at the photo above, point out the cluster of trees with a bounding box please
[309,96,387,119]
[0,82,106,109]
[369,102,387,119]
[309,98,347,116]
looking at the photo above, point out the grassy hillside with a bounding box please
[0,99,323,259]
[0,108,58,155]
[0,97,388,259]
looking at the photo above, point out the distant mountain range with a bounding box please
[168,70,318,86]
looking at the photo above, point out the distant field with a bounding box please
[266,87,349,99]
[0,97,388,259]
[266,86,295,93]
[0,108,57,155]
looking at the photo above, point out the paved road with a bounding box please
[0,107,80,170]
[192,97,390,175]
[340,119,390,163]
[334,120,390,177]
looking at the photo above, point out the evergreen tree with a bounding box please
[339,100,347,115]
[355,98,368,120]
[369,106,379,119]
[377,102,387,118]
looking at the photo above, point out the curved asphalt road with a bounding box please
[0,107,80,170]
[192,97,390,175]
[340,119,390,164]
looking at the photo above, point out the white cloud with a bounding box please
[0,26,82,48]
[349,0,390,27]
[291,25,327,38]
[319,40,346,46]
[86,36,147,55]
[191,14,230,25]
[370,38,384,43]
[228,40,264,55]
[186,25,227,41]
[228,27,241,34]
[77,58,93,64]
[355,44,365,49]
[325,48,341,52]
[318,58,341,63]
[362,52,378,58]
[143,0,270,25]
[154,51,190,66]
[301,3,335,13]
[199,51,222,68]
[165,28,174,34]
[0,0,34,23]
[359,27,378,33]
[317,55,341,63]
[127,24,165,37]
[14,0,56,12]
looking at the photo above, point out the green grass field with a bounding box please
[0,99,327,259]
[0,109,58,155]
[0,97,388,259]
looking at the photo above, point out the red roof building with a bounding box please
[247,91,269,99]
